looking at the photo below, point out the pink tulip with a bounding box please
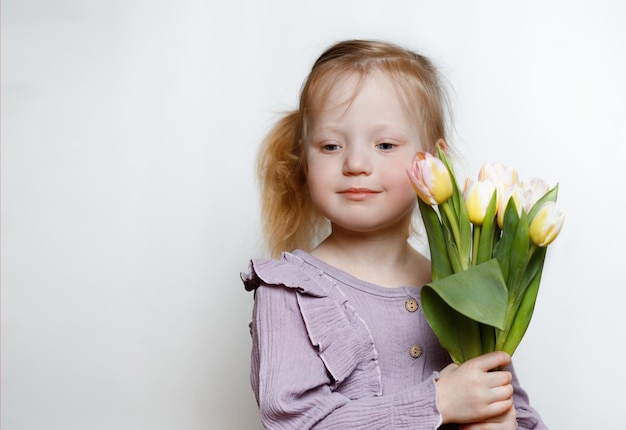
[407,152,453,205]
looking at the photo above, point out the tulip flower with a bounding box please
[497,184,525,228]
[464,178,497,225]
[479,162,519,206]
[520,178,549,213]
[529,201,565,247]
[479,162,519,186]
[407,152,453,205]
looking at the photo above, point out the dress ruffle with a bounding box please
[242,252,383,398]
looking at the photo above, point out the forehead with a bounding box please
[313,70,412,123]
[316,70,396,101]
[316,72,361,113]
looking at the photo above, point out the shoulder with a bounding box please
[241,251,334,297]
[244,253,383,395]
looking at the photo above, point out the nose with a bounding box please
[343,145,372,176]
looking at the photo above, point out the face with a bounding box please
[306,71,424,235]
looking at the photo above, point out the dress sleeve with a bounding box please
[250,284,443,430]
[508,365,549,430]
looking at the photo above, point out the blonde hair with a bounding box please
[257,39,451,257]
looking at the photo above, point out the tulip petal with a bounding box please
[529,201,565,247]
[407,152,453,205]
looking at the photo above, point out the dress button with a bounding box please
[405,298,419,312]
[409,344,423,358]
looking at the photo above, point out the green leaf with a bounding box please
[493,200,521,283]
[476,192,498,265]
[421,259,508,363]
[456,201,472,270]
[507,210,530,296]
[501,249,546,355]
[437,147,471,267]
[446,239,465,273]
[438,202,464,273]
[422,258,508,327]
[480,322,496,355]
[518,246,547,295]
[421,288,483,364]
[418,199,453,280]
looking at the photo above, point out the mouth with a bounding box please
[338,188,381,201]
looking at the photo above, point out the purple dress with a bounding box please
[242,250,547,429]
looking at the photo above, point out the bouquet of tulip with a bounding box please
[407,145,564,364]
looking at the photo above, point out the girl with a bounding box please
[242,39,547,430]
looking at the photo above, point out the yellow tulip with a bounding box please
[497,185,525,228]
[463,178,497,225]
[529,202,565,247]
[407,152,453,205]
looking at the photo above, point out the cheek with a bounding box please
[393,172,420,207]
[306,153,336,188]
[388,167,414,192]
[305,165,329,201]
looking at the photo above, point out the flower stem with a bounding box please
[441,202,467,269]
[472,225,481,267]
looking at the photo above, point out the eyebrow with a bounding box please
[317,119,410,130]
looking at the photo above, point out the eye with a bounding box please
[322,143,340,152]
[377,142,396,151]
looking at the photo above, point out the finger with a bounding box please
[485,370,512,388]
[460,405,515,429]
[486,383,514,404]
[468,351,512,372]
[485,398,514,418]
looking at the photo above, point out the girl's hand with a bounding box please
[459,405,517,430]
[436,351,514,425]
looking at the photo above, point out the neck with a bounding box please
[319,225,410,263]
[311,219,429,288]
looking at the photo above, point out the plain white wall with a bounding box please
[2,1,625,429]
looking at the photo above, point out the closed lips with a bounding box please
[339,188,380,194]
[338,188,381,200]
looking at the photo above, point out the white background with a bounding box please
[2,1,625,429]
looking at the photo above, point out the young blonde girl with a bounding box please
[242,39,546,430]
